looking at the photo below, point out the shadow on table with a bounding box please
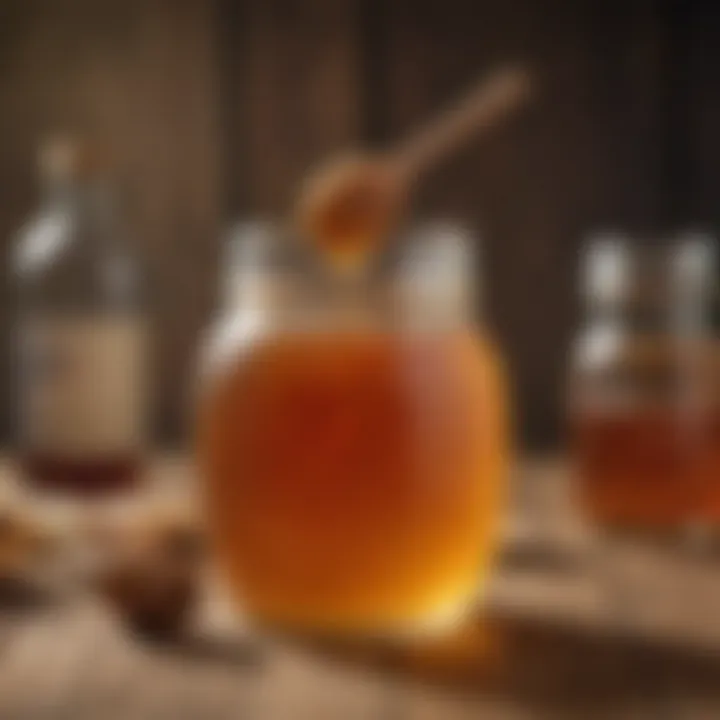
[0,576,62,614]
[275,610,720,706]
[156,632,266,670]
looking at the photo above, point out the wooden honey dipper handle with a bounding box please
[392,66,532,180]
[295,64,533,270]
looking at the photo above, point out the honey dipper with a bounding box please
[296,65,532,269]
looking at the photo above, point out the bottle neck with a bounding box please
[43,177,121,261]
[44,175,111,212]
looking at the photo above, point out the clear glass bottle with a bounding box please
[197,222,507,637]
[12,138,146,495]
[569,233,716,532]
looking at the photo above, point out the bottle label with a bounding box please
[19,316,146,457]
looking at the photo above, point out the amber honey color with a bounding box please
[198,331,506,634]
[298,158,402,267]
[705,348,720,522]
[700,408,720,522]
[573,406,714,528]
[21,453,141,496]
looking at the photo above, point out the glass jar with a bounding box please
[568,233,717,532]
[197,222,508,637]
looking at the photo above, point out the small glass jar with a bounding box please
[197,222,508,637]
[568,233,717,533]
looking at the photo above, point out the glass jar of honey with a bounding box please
[197,222,508,637]
[569,233,717,533]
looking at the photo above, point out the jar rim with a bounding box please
[219,219,481,326]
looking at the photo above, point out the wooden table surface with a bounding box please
[0,457,719,720]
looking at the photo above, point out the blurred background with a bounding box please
[0,0,718,450]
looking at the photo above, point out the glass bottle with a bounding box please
[197,222,508,637]
[12,138,146,495]
[568,233,716,533]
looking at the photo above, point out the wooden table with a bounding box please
[0,458,719,719]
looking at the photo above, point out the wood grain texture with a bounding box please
[0,1,716,448]
[221,0,364,216]
[0,458,718,718]
[0,0,222,442]
[683,2,720,230]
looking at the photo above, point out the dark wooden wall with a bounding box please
[0,0,717,449]
[0,0,222,442]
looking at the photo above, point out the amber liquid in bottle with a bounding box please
[573,405,711,528]
[199,331,506,634]
[21,455,141,496]
[700,343,720,522]
[705,410,720,521]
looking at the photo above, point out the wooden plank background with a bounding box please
[0,0,716,448]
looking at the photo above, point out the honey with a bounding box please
[198,330,506,634]
[572,406,712,529]
[297,156,403,267]
[704,410,720,522]
[569,235,718,532]
[699,344,720,523]
[295,67,531,269]
[21,454,141,496]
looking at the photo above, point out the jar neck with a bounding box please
[224,276,475,332]
[391,280,475,330]
[393,222,478,330]
[586,290,708,338]
[582,235,715,339]
[221,221,480,332]
[225,272,295,319]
